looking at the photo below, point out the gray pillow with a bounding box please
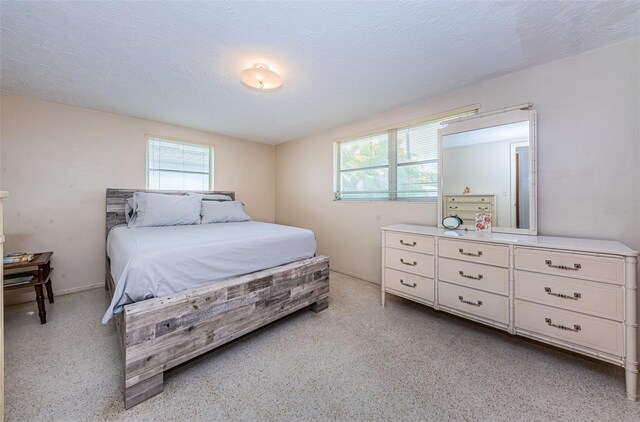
[201,200,251,224]
[125,198,135,224]
[128,192,203,227]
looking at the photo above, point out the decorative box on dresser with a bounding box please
[381,224,638,401]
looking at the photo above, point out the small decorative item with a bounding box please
[475,213,492,233]
[442,215,463,230]
[3,252,34,265]
[462,186,471,195]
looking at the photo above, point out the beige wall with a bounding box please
[275,38,640,284]
[0,94,275,304]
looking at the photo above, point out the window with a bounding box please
[334,107,477,201]
[336,132,389,200]
[147,136,213,190]
[395,121,441,200]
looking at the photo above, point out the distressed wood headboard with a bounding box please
[106,189,236,236]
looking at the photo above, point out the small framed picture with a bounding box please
[475,213,492,233]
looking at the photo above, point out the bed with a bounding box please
[105,189,330,409]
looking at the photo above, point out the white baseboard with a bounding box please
[330,266,381,285]
[3,282,104,306]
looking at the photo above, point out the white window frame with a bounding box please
[333,104,479,202]
[145,134,214,190]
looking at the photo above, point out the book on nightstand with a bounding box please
[3,275,34,286]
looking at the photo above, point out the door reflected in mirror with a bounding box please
[441,118,532,230]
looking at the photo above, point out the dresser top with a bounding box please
[382,224,638,257]
[0,191,8,198]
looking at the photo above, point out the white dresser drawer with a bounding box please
[515,248,624,285]
[515,271,623,321]
[445,212,478,225]
[446,204,492,214]
[385,232,434,255]
[439,239,509,268]
[439,282,509,324]
[385,248,434,278]
[446,195,494,204]
[385,268,434,302]
[515,301,624,357]
[439,258,509,295]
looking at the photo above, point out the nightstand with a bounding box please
[4,252,54,324]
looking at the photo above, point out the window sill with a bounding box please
[333,198,437,203]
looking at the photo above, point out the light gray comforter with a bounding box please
[102,221,316,323]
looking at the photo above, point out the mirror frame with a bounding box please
[437,107,538,235]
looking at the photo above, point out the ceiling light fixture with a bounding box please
[240,63,283,92]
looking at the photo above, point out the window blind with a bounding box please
[396,119,450,199]
[147,137,212,190]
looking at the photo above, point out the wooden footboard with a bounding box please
[106,256,330,409]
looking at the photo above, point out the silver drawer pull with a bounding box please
[400,240,416,247]
[399,279,417,288]
[459,248,483,257]
[459,271,483,280]
[545,260,581,271]
[544,287,581,300]
[477,207,489,211]
[545,318,581,332]
[458,295,482,306]
[400,258,417,266]
[449,206,458,209]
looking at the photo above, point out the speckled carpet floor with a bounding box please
[4,271,640,421]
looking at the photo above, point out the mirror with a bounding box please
[442,216,463,230]
[438,108,537,235]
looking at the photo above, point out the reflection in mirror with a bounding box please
[442,120,530,229]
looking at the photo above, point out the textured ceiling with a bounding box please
[1,1,639,144]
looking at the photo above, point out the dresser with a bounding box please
[381,224,638,401]
[444,194,497,226]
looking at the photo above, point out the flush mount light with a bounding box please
[240,63,283,92]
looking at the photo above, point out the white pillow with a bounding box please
[128,192,203,227]
[201,201,251,224]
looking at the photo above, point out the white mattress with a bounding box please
[102,221,317,323]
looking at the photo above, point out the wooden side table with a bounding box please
[4,252,54,324]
